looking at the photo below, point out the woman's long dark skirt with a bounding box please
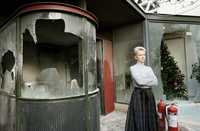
[125,88,158,131]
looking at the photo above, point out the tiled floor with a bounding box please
[100,102,200,131]
[100,111,126,131]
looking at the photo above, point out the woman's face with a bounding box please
[135,50,145,63]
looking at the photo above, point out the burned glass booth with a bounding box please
[0,3,99,131]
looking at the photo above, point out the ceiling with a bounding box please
[87,0,145,31]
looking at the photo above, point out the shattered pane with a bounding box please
[1,50,15,94]
[0,21,16,131]
[22,18,84,99]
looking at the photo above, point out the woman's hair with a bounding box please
[133,46,146,55]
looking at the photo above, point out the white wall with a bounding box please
[165,38,187,79]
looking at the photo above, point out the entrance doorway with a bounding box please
[97,38,115,114]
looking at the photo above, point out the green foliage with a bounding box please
[161,40,188,99]
[191,59,200,83]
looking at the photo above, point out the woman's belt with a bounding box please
[134,86,151,90]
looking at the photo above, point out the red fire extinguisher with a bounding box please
[166,103,179,131]
[157,99,166,131]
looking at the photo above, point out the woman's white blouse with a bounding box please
[130,63,158,88]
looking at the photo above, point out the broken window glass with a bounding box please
[1,50,15,94]
[0,21,17,131]
[21,12,97,99]
[0,22,16,95]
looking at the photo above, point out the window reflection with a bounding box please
[149,22,200,101]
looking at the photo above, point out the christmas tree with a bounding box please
[161,40,188,99]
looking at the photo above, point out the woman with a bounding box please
[125,46,158,131]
